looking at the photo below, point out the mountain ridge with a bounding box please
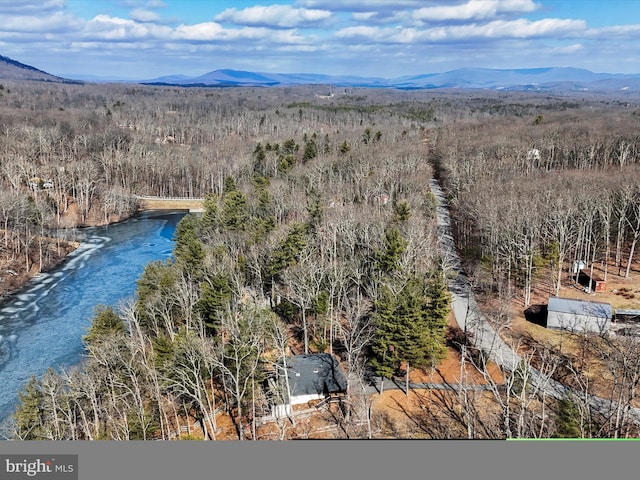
[1,52,640,91]
[141,66,640,91]
[0,54,80,83]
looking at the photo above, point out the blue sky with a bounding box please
[1,1,639,80]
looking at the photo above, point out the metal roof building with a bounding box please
[547,297,612,335]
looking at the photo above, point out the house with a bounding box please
[547,296,612,335]
[28,177,54,191]
[268,353,347,417]
[527,149,541,162]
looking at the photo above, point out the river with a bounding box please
[0,210,186,435]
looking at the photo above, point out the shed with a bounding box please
[614,309,640,324]
[547,296,612,335]
[578,268,606,293]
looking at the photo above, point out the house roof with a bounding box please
[548,296,612,319]
[286,353,347,399]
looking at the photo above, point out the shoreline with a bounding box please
[0,210,138,305]
[0,208,184,306]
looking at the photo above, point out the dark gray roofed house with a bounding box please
[269,353,347,417]
[287,354,348,404]
[547,296,612,335]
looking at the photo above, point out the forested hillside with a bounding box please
[5,81,640,439]
[432,98,640,438]
[6,81,450,440]
[433,104,640,308]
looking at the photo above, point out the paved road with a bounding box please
[364,377,492,396]
[429,178,640,429]
[431,179,521,371]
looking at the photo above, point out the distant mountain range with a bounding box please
[142,67,640,91]
[2,52,640,92]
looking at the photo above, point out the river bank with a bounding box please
[0,206,140,302]
[0,236,79,302]
[0,211,186,434]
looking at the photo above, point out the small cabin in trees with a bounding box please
[28,177,53,191]
[547,297,612,335]
[268,353,347,417]
[578,268,606,293]
[527,149,541,162]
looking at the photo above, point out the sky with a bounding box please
[0,0,639,80]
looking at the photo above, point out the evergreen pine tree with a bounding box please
[135,260,177,333]
[152,334,175,377]
[375,227,407,273]
[199,193,219,238]
[302,139,318,162]
[425,276,450,363]
[253,142,266,174]
[84,305,125,346]
[223,176,238,195]
[554,394,583,438]
[173,214,206,277]
[370,276,449,378]
[14,375,46,440]
[221,188,249,232]
[393,200,412,223]
[265,223,308,279]
[198,273,233,333]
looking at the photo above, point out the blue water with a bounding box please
[0,211,185,432]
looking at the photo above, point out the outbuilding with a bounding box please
[547,296,612,335]
[578,268,606,293]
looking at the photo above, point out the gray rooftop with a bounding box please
[615,309,640,316]
[286,353,347,398]
[548,297,612,319]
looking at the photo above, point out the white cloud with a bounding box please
[130,9,162,23]
[85,15,171,41]
[335,26,381,40]
[587,24,640,38]
[0,0,65,14]
[215,5,332,29]
[173,22,225,41]
[413,0,539,23]
[352,12,377,21]
[336,18,586,43]
[1,12,81,34]
[163,22,309,48]
[294,0,424,11]
[549,43,583,55]
[0,0,637,78]
[483,18,585,38]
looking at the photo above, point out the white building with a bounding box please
[547,297,612,335]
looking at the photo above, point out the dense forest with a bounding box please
[3,80,640,439]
